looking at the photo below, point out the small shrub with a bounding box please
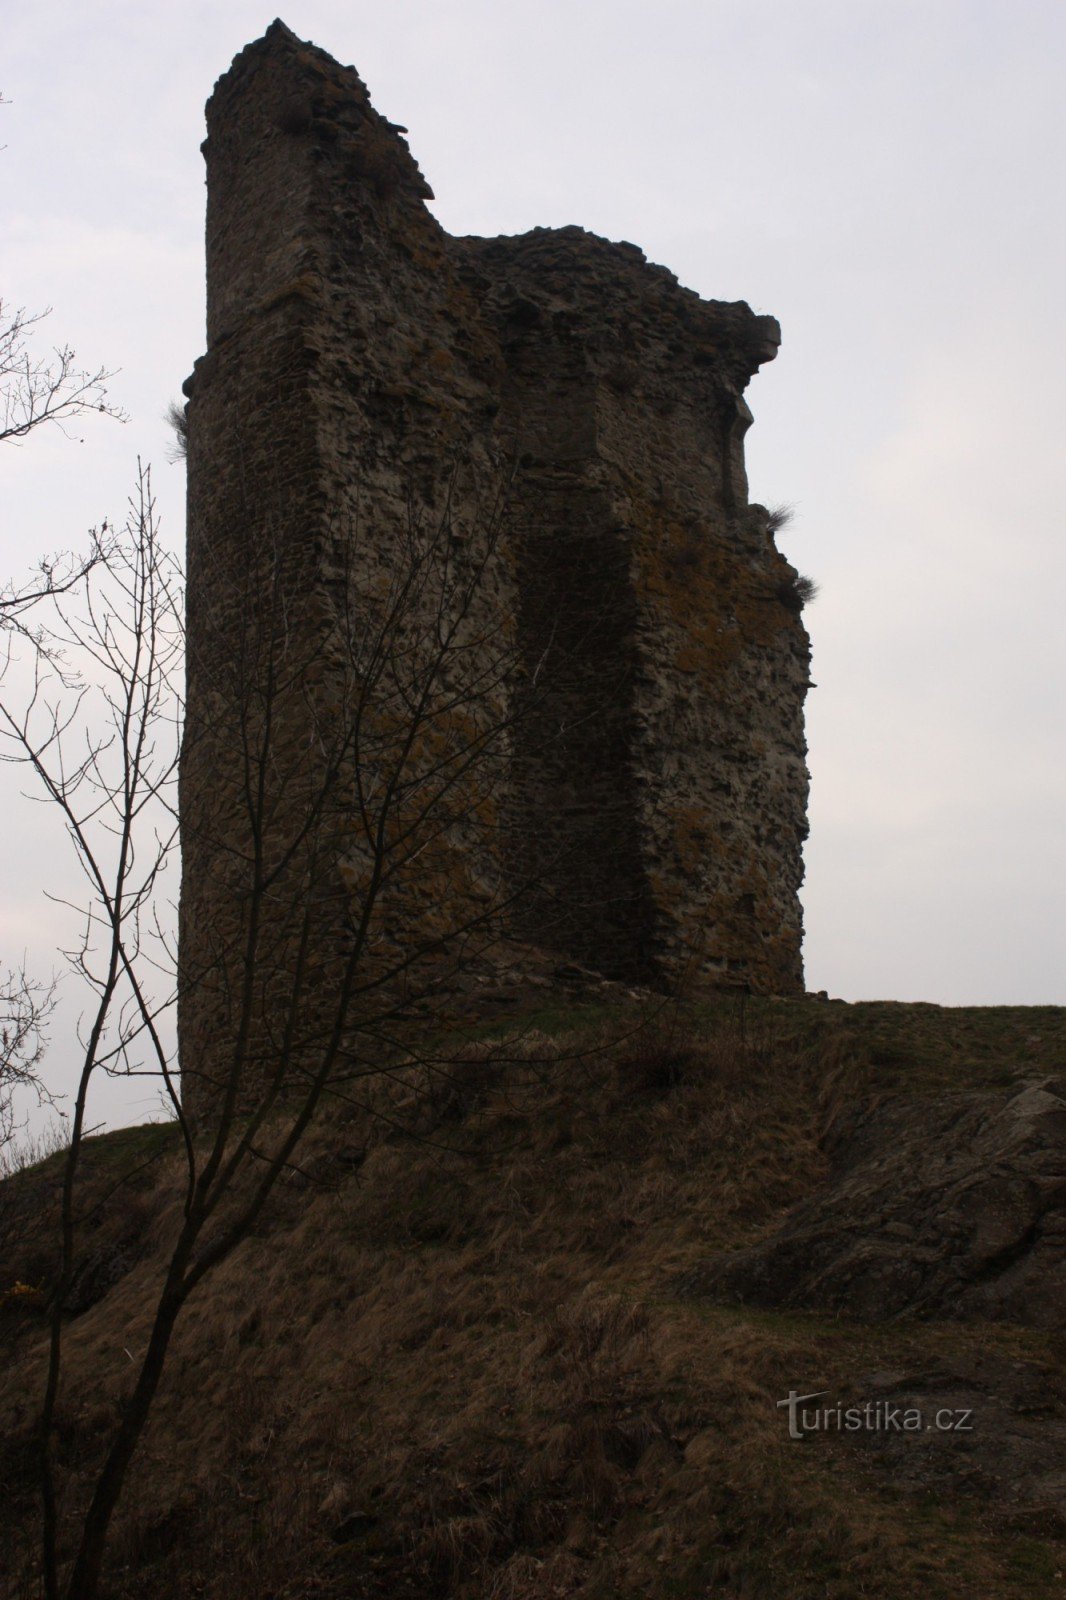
[775,570,818,613]
[164,400,187,462]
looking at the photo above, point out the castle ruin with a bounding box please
[178,21,811,1122]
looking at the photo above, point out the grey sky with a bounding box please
[3,1,1064,1127]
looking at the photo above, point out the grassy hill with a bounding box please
[1,997,1063,1597]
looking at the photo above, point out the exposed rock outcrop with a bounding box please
[679,1077,1066,1328]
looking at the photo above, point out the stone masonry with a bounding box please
[178,21,811,1122]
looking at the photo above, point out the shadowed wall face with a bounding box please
[179,22,810,1121]
[462,230,809,989]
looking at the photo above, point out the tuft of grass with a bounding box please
[776,568,819,612]
[0,1115,70,1181]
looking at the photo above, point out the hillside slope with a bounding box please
[1,997,1063,1598]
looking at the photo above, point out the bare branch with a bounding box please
[0,299,128,446]
[0,964,60,1163]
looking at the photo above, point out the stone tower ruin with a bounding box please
[178,21,811,1122]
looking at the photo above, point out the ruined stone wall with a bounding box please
[178,21,810,1122]
[461,229,809,989]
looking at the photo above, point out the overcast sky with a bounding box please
[3,1,1065,1129]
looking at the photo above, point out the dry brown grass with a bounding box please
[0,998,1061,1597]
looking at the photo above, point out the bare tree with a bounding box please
[0,525,114,674]
[1,111,127,646]
[0,965,58,1171]
[0,510,114,1175]
[2,464,543,1598]
[0,464,181,1595]
[0,292,123,659]
[0,185,128,1149]
[0,300,127,447]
